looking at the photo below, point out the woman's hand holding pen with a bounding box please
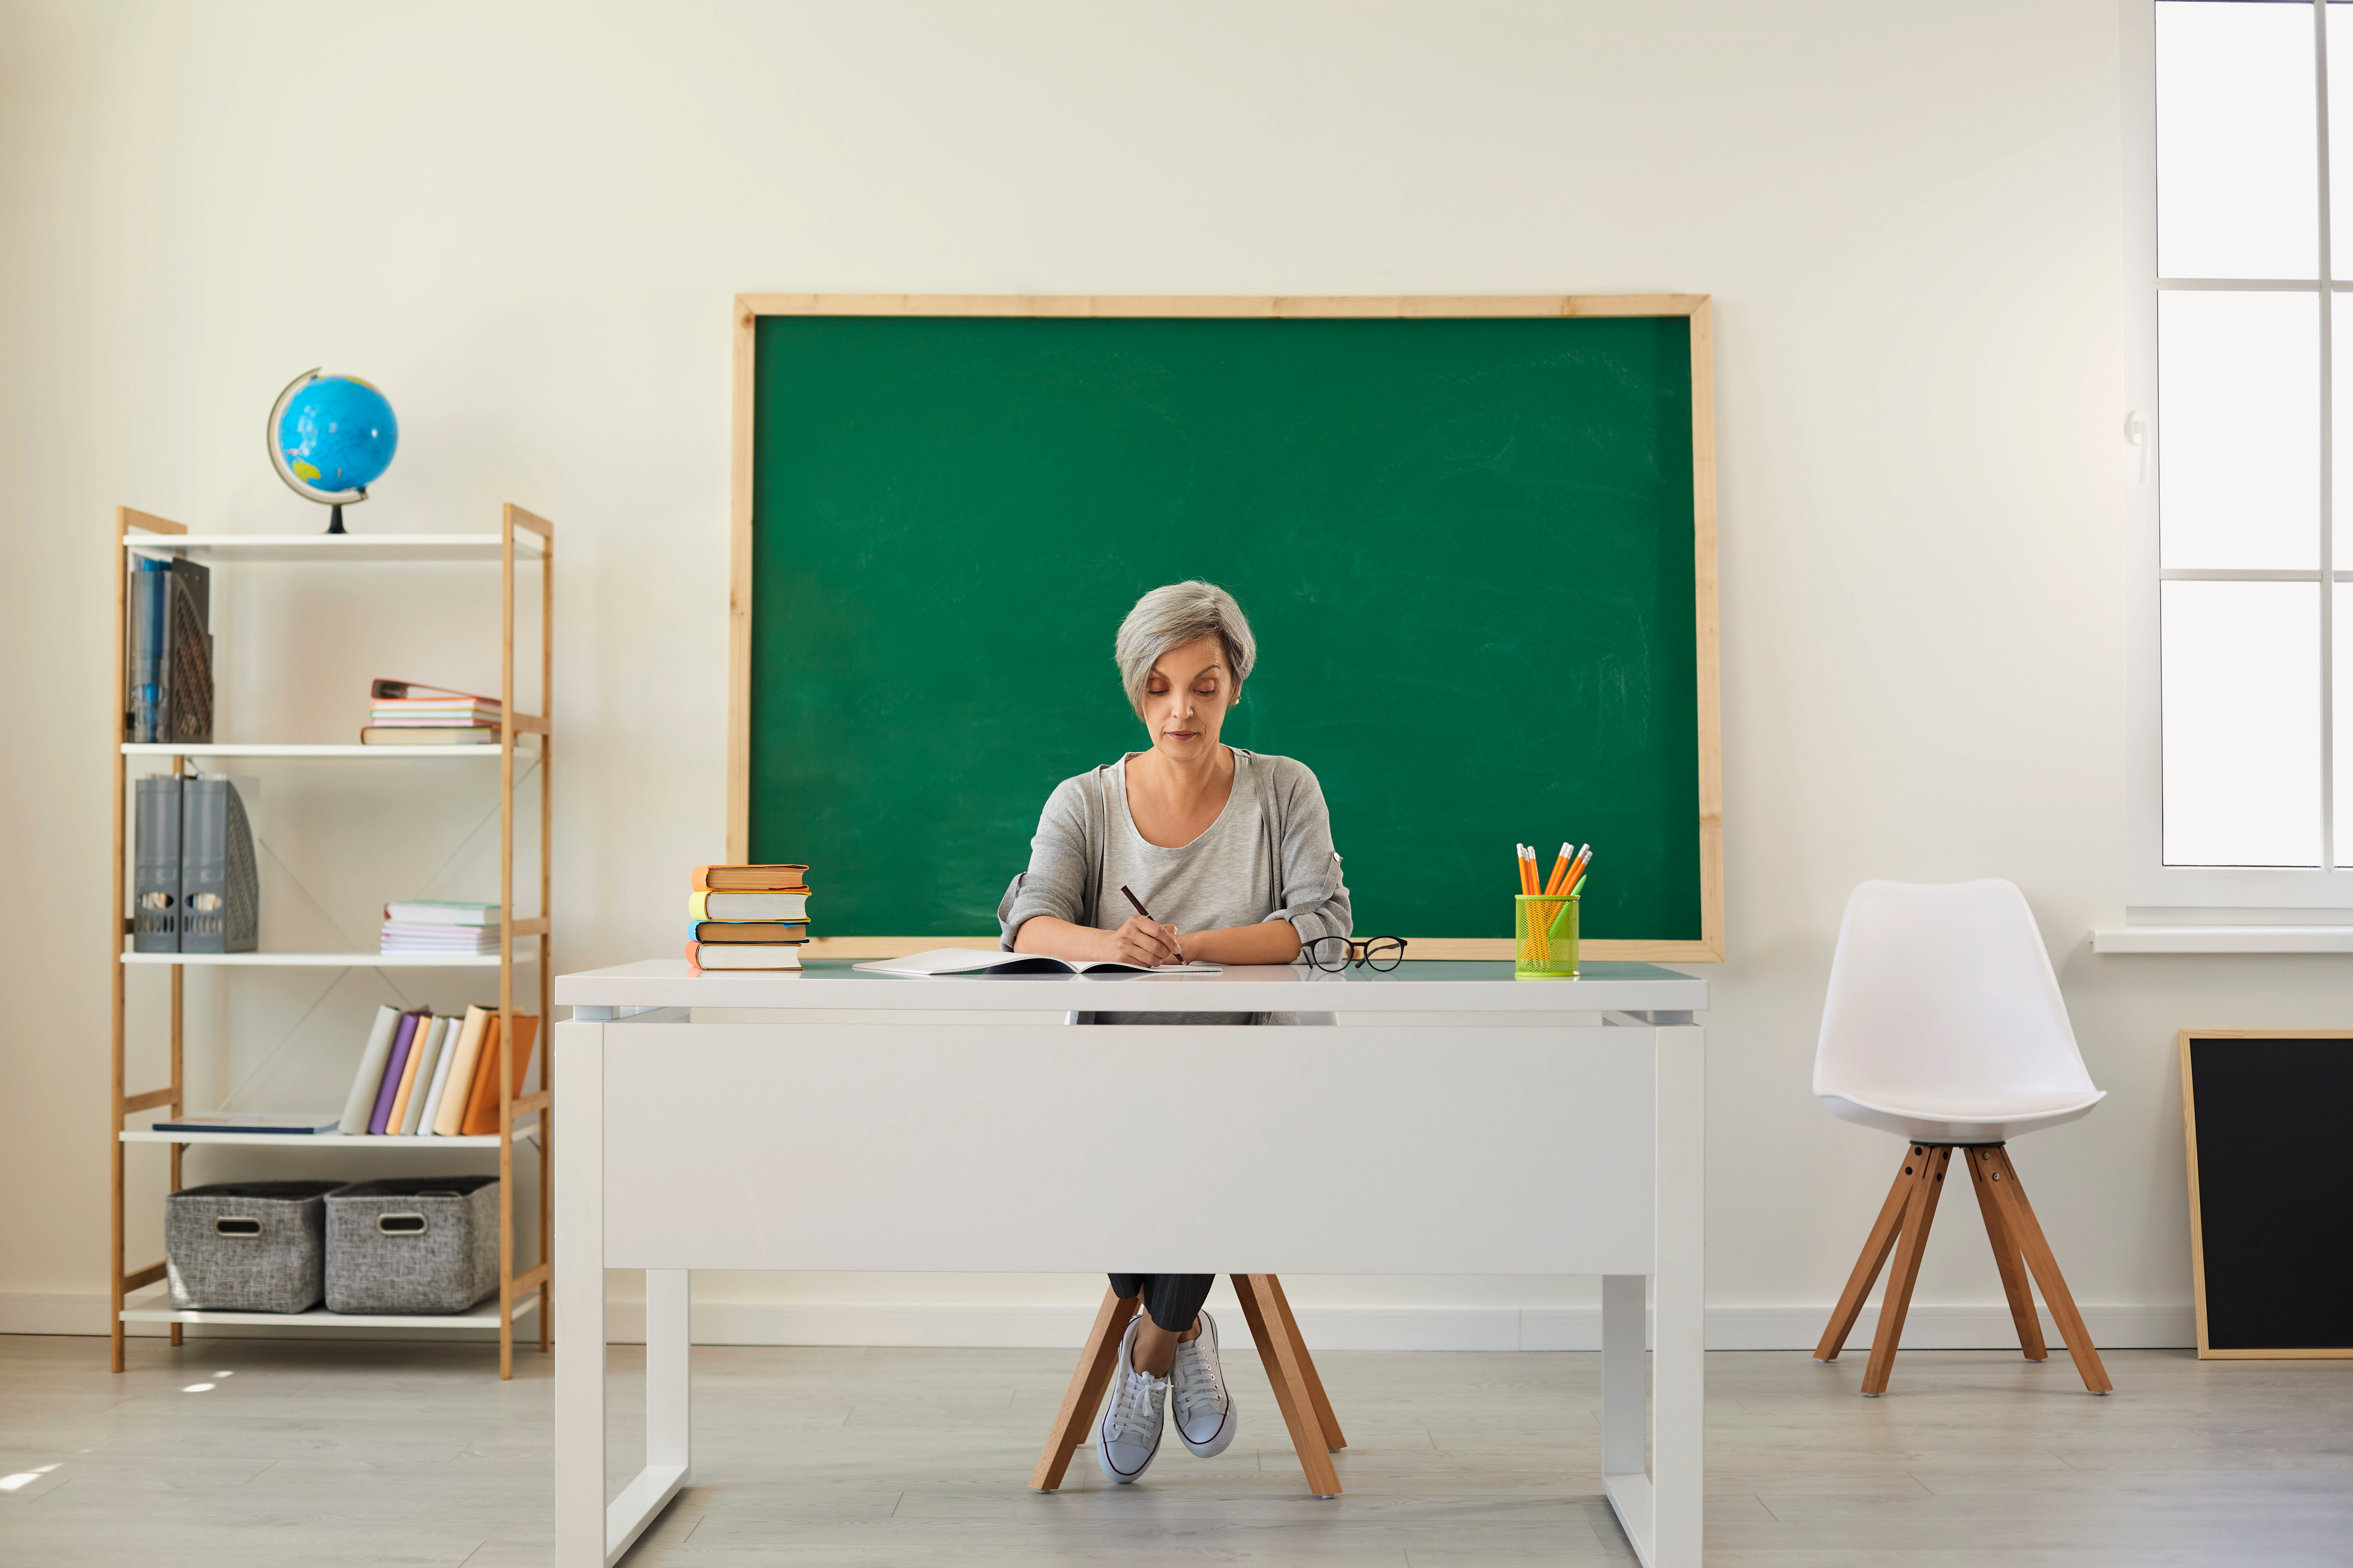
[1106,913,1183,968]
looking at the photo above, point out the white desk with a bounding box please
[552,958,1707,1568]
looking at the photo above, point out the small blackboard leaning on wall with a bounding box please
[2180,1031,2353,1359]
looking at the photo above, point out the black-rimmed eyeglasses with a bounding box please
[1300,936,1407,972]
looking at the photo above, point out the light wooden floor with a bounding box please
[1,1336,2348,1566]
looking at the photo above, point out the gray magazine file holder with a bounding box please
[179,776,256,953]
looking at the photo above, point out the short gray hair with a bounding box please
[1114,581,1257,718]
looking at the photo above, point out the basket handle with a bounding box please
[213,1217,261,1237]
[377,1213,429,1235]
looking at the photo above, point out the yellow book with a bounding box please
[431,1006,494,1137]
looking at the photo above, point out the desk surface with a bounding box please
[554,958,1708,1013]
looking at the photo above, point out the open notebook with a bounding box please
[852,949,1222,977]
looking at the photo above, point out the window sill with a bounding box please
[2090,926,2353,954]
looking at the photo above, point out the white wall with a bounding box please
[6,0,2342,1351]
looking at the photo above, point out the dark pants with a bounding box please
[1110,1273,1214,1334]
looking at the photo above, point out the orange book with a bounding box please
[459,1013,540,1136]
[690,864,809,893]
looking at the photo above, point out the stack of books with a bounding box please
[334,1003,541,1136]
[362,679,501,745]
[382,900,501,956]
[686,864,811,970]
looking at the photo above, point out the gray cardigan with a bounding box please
[998,750,1351,950]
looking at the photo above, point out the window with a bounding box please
[2129,0,2353,910]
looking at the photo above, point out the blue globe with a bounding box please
[268,371,398,506]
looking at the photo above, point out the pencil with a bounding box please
[1542,841,1574,898]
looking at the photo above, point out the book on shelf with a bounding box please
[692,920,808,943]
[339,1006,403,1133]
[689,890,809,922]
[361,726,500,745]
[127,556,213,745]
[691,864,809,892]
[430,1006,494,1136]
[414,1011,462,1133]
[686,942,803,971]
[387,900,500,927]
[371,678,499,709]
[458,1013,539,1136]
[389,1015,445,1134]
[334,1004,510,1137]
[151,1112,342,1135]
[366,1011,424,1135]
[381,916,502,954]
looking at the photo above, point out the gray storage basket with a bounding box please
[324,1177,500,1314]
[165,1180,342,1312]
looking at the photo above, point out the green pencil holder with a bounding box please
[1514,892,1579,979]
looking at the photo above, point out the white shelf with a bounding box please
[124,743,514,759]
[120,1282,539,1330]
[121,1121,538,1148]
[124,532,543,563]
[2090,925,2353,953]
[122,947,538,967]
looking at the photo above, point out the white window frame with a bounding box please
[2124,0,2353,918]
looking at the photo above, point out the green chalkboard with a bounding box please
[742,305,1719,954]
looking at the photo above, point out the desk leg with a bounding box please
[1601,1273,1646,1482]
[1602,1026,1704,1568]
[647,1269,692,1473]
[561,1022,693,1567]
[554,1022,607,1567]
[1653,1026,1706,1567]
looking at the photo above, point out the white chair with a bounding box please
[1811,879,2111,1396]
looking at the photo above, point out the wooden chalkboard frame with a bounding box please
[725,294,1724,962]
[2180,1029,2353,1359]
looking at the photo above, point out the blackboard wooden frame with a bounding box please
[725,294,1723,961]
[2180,1029,2353,1359]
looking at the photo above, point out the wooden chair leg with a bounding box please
[1029,1288,1139,1491]
[1233,1273,1344,1497]
[1815,1146,1917,1360]
[1964,1144,2047,1361]
[1260,1273,1346,1451]
[1980,1147,2112,1394]
[1860,1144,1951,1396]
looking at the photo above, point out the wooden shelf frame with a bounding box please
[108,504,555,1379]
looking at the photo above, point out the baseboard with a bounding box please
[3,1291,2196,1351]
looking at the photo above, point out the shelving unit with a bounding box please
[109,505,555,1378]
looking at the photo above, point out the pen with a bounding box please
[1119,884,1154,922]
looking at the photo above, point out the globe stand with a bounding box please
[326,504,347,535]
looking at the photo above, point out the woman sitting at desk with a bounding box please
[998,579,1351,1485]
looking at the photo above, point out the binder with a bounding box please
[132,775,181,953]
[160,559,213,744]
[179,776,257,953]
[127,559,168,742]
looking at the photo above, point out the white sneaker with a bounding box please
[1169,1310,1237,1458]
[1096,1314,1167,1483]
